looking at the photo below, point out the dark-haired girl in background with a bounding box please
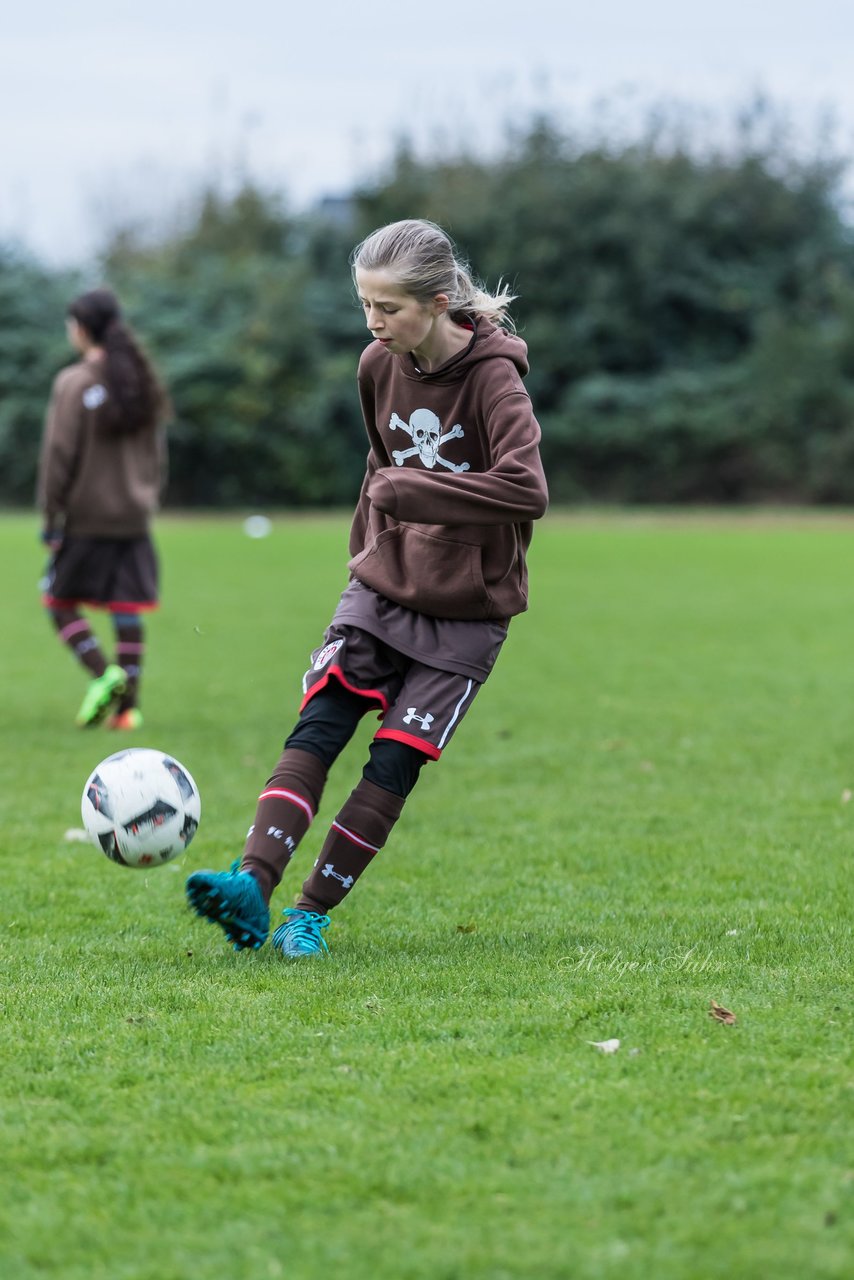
[37,288,170,729]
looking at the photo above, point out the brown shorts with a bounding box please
[301,626,482,760]
[42,535,159,612]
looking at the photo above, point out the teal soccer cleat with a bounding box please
[272,908,330,958]
[186,860,269,951]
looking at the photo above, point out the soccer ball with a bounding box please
[81,748,201,868]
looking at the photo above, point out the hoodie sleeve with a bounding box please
[156,423,169,501]
[348,450,381,557]
[349,362,385,555]
[36,369,86,529]
[365,387,549,526]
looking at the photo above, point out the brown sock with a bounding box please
[51,608,106,678]
[240,749,329,901]
[297,778,405,914]
[113,617,144,712]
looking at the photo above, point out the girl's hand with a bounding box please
[41,528,63,553]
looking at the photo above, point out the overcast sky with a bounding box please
[2,0,853,265]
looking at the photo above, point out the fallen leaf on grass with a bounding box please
[709,1000,737,1025]
[456,922,478,934]
[587,1038,620,1054]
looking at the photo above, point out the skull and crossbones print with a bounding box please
[388,410,470,472]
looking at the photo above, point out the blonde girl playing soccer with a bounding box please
[187,218,548,956]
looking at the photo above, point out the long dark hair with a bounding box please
[68,288,168,434]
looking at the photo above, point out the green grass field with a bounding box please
[1,510,851,1279]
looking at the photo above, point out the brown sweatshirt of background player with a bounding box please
[348,319,548,622]
[37,357,167,538]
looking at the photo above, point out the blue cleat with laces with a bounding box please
[272,908,330,958]
[186,860,269,951]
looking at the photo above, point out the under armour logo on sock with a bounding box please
[402,707,434,730]
[320,863,354,888]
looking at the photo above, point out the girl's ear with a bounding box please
[431,293,451,316]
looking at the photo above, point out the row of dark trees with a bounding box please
[3,104,854,507]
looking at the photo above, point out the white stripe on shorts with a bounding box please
[438,679,475,750]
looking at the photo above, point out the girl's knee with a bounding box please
[362,738,427,798]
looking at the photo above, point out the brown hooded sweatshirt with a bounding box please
[37,357,167,537]
[348,319,548,622]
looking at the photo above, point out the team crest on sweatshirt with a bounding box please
[388,410,470,472]
[82,384,108,409]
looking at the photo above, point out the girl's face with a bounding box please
[355,267,447,364]
[66,316,97,355]
[66,317,87,353]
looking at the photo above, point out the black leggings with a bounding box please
[285,681,427,798]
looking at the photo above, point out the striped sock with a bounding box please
[113,614,144,712]
[240,749,329,901]
[51,609,106,677]
[297,778,405,913]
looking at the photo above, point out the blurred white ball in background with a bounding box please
[243,515,273,538]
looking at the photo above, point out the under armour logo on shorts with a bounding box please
[402,707,434,731]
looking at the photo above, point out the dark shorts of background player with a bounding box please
[302,625,482,760]
[42,534,159,612]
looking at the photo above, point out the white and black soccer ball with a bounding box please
[81,748,201,868]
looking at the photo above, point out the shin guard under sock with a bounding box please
[240,748,329,901]
[297,778,405,914]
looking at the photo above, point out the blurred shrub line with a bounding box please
[4,104,854,507]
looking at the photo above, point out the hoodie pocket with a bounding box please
[349,524,492,620]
